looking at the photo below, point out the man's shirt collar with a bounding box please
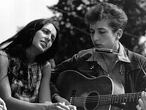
[117,42,130,63]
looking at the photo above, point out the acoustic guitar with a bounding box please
[56,70,141,110]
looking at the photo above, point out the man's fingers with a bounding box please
[141,91,146,102]
[136,104,142,110]
[137,91,146,110]
[138,98,144,109]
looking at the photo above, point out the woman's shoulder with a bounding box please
[0,50,9,79]
[0,50,9,65]
[0,50,8,56]
[0,50,8,62]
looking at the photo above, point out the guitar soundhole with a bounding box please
[85,92,99,110]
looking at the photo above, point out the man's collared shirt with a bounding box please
[78,43,130,86]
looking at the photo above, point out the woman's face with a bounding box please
[32,23,57,53]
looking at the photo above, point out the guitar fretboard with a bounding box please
[70,92,141,106]
[99,92,141,105]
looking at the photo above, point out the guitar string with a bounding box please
[70,92,141,103]
[70,93,141,99]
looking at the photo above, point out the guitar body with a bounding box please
[56,70,125,110]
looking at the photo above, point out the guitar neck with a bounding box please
[99,92,141,105]
[70,92,141,106]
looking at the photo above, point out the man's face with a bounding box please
[90,20,118,49]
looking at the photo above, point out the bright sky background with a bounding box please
[0,0,59,43]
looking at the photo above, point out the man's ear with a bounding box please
[115,29,123,40]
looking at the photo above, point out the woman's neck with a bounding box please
[25,47,37,64]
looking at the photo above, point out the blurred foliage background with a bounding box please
[47,0,146,64]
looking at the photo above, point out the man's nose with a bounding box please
[93,34,99,40]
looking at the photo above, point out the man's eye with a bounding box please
[89,29,95,34]
[99,30,106,34]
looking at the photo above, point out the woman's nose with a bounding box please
[45,34,52,42]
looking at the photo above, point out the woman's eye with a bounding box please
[42,29,50,34]
[51,35,56,42]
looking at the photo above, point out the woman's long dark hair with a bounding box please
[0,17,59,64]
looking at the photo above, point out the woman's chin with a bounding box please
[37,47,45,54]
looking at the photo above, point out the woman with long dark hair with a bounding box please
[0,17,76,110]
